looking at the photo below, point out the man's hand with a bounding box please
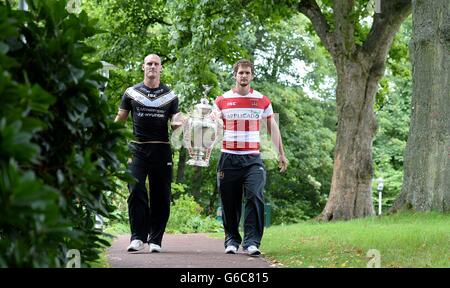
[279,154,288,173]
[203,111,223,131]
[187,147,195,158]
[171,112,188,130]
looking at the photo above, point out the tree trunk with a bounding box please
[319,58,379,220]
[392,0,450,212]
[208,182,218,215]
[191,166,203,201]
[176,148,187,183]
[298,0,411,221]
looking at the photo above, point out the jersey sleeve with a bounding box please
[169,95,180,116]
[212,96,223,119]
[261,95,273,118]
[119,89,132,111]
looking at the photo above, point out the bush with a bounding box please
[104,183,223,235]
[166,194,223,233]
[108,180,129,223]
[270,199,312,225]
[0,0,129,267]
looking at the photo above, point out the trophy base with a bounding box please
[186,159,209,167]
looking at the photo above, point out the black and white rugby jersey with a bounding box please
[119,82,179,142]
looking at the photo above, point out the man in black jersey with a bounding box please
[115,54,185,253]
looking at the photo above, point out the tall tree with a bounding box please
[392,0,450,212]
[296,0,411,220]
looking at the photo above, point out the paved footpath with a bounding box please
[107,233,277,268]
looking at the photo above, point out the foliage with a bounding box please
[174,150,220,213]
[373,17,412,211]
[241,13,336,98]
[82,0,170,66]
[165,0,247,106]
[82,0,176,121]
[0,0,129,267]
[166,194,223,233]
[108,180,129,223]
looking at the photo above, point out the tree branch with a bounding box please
[298,0,336,57]
[362,0,412,63]
[333,0,356,56]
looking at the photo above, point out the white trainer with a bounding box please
[244,245,261,256]
[149,243,162,253]
[225,245,238,254]
[127,240,144,252]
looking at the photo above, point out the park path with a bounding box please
[107,233,277,268]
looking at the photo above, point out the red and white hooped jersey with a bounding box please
[213,88,273,155]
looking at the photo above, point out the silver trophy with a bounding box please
[183,85,218,167]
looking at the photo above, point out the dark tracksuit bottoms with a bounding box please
[127,143,172,246]
[217,152,266,249]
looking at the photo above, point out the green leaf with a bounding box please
[0,42,9,54]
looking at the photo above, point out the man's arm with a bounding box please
[266,116,288,173]
[208,104,224,128]
[115,109,129,122]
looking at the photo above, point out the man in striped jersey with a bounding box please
[212,59,288,256]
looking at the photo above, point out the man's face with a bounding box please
[142,55,162,79]
[235,65,253,87]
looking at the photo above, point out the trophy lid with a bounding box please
[193,98,212,117]
[195,98,211,109]
[192,84,213,117]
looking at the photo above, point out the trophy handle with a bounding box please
[182,118,195,157]
[183,118,192,148]
[204,148,212,165]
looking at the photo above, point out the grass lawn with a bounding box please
[258,211,449,268]
[91,211,449,268]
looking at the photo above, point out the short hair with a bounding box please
[143,54,161,64]
[233,59,254,76]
